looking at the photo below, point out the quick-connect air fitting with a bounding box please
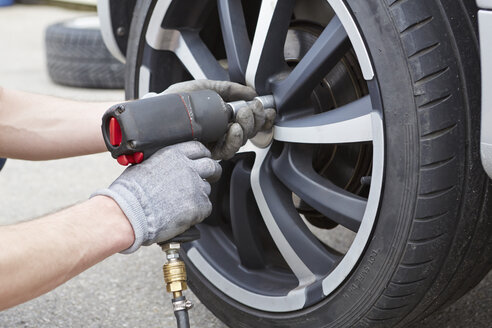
[162,242,188,298]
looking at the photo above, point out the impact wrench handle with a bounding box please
[101,89,274,166]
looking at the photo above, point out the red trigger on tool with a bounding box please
[117,155,130,166]
[117,152,144,166]
[133,152,144,163]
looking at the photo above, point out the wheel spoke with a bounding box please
[273,16,350,112]
[218,0,251,83]
[271,145,366,232]
[274,95,373,144]
[236,140,259,154]
[146,0,228,81]
[245,0,295,93]
[250,148,340,285]
[230,159,265,269]
[180,31,230,80]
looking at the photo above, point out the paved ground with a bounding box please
[0,4,490,328]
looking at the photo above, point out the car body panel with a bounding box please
[98,0,124,62]
[97,0,136,63]
[479,9,492,178]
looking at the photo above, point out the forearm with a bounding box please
[0,196,134,311]
[0,87,115,160]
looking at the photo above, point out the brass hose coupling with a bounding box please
[162,242,188,299]
[159,227,200,328]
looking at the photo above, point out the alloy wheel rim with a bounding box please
[136,0,384,312]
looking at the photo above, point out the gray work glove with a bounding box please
[145,80,276,160]
[217,99,276,160]
[93,141,221,254]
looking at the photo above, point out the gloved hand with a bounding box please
[93,141,221,254]
[212,98,276,160]
[145,80,276,160]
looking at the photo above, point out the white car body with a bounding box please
[478,0,492,178]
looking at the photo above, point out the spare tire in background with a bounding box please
[45,16,124,89]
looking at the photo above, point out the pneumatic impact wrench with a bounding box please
[101,90,274,328]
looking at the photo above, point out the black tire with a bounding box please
[125,0,492,326]
[45,16,124,89]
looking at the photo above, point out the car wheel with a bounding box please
[125,0,492,326]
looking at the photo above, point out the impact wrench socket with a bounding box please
[101,90,275,166]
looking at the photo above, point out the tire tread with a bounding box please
[362,0,492,326]
[45,20,124,89]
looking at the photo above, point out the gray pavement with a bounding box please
[0,4,490,328]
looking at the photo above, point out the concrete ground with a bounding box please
[0,4,490,328]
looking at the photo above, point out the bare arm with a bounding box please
[0,196,134,311]
[0,87,115,160]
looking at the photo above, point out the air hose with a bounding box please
[173,296,191,328]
